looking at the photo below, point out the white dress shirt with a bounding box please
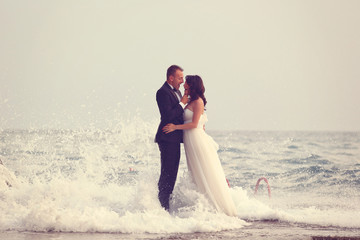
[167,83,185,109]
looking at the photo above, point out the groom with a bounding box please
[155,65,188,211]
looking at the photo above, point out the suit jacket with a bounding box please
[155,82,184,143]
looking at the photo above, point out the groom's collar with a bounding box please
[166,82,175,90]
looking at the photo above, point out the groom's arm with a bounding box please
[156,89,183,122]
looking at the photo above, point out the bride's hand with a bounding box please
[163,123,177,134]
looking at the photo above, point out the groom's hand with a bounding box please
[181,94,189,105]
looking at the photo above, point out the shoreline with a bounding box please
[1,221,359,240]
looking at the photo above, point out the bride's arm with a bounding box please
[163,99,204,133]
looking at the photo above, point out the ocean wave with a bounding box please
[1,126,360,232]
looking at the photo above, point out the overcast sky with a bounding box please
[1,0,359,131]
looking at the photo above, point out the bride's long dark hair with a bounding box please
[185,75,207,107]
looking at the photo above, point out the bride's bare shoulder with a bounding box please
[192,98,204,113]
[193,98,204,106]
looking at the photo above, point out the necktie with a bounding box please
[173,88,181,101]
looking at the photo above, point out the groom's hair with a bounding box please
[167,65,183,80]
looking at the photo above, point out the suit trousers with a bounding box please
[157,141,181,210]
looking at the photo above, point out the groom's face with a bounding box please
[170,70,184,90]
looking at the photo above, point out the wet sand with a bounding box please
[1,221,359,240]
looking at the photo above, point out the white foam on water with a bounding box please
[231,186,360,228]
[1,166,359,233]
[0,169,248,233]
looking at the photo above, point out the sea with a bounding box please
[0,117,359,240]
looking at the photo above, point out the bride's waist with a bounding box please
[184,121,204,129]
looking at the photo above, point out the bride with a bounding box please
[163,75,237,216]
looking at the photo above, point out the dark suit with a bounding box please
[155,82,184,210]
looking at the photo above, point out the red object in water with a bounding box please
[254,177,271,198]
[226,178,230,188]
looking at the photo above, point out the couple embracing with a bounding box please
[155,65,237,216]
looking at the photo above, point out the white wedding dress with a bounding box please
[183,108,237,216]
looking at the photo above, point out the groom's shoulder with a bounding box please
[159,82,169,89]
[157,82,169,94]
